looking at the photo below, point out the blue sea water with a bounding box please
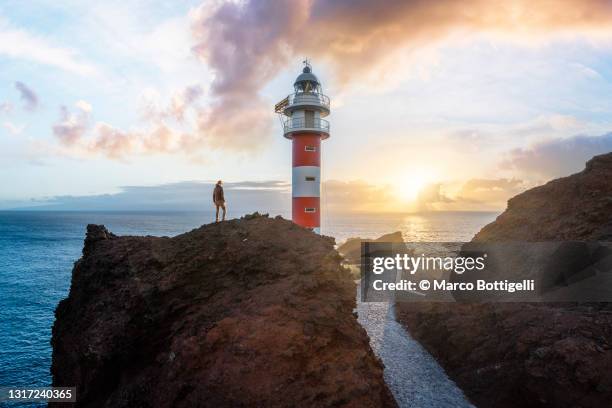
[0,210,497,406]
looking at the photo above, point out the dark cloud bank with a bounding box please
[18,181,291,213]
[503,133,612,178]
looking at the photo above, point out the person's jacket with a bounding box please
[213,185,225,203]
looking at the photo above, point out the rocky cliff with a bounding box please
[474,152,612,242]
[397,154,612,408]
[51,214,396,407]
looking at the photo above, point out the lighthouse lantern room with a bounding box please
[275,61,330,234]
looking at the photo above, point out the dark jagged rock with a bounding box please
[338,231,404,265]
[398,154,612,408]
[83,224,116,255]
[241,211,269,220]
[52,216,396,407]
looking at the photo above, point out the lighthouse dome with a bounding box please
[294,65,320,92]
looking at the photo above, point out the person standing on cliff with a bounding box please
[213,180,226,222]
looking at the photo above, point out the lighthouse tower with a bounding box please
[275,61,330,234]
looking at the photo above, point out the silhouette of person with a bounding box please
[213,180,226,222]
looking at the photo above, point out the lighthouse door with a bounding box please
[305,110,314,128]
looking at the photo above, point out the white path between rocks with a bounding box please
[356,294,475,408]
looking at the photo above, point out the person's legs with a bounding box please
[221,204,226,221]
[215,205,220,222]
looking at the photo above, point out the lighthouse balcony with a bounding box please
[276,92,330,116]
[283,118,330,139]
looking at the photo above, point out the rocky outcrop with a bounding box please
[338,231,404,264]
[474,152,612,242]
[397,154,612,408]
[51,214,396,407]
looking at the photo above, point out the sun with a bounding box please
[396,170,434,202]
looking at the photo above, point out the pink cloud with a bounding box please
[191,0,612,93]
[187,0,612,159]
[52,104,89,146]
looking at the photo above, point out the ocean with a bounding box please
[0,210,497,406]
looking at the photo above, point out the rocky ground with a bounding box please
[51,214,396,408]
[397,153,612,408]
[338,231,404,265]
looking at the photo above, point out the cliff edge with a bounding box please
[398,154,612,408]
[51,214,396,407]
[474,152,612,242]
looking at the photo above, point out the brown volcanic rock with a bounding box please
[397,302,612,408]
[397,154,612,408]
[338,231,404,264]
[51,215,396,408]
[473,152,612,242]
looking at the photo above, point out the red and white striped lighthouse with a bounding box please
[275,61,330,234]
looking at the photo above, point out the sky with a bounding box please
[2,0,612,212]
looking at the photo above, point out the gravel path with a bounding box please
[356,294,474,408]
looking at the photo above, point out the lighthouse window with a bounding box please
[304,146,317,152]
[305,176,316,181]
[304,207,316,213]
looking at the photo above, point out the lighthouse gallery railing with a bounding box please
[283,117,330,133]
[276,92,330,112]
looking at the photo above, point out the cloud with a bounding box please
[227,180,290,190]
[171,85,203,121]
[501,132,612,178]
[0,18,97,76]
[91,122,185,159]
[0,102,13,114]
[13,179,392,213]
[89,123,140,159]
[187,0,612,155]
[323,180,396,212]
[191,0,612,93]
[51,96,196,160]
[16,180,291,213]
[194,95,273,151]
[52,103,90,146]
[507,114,584,139]
[6,176,523,212]
[455,178,526,206]
[142,85,203,122]
[75,100,92,113]
[415,183,454,210]
[14,81,38,111]
[53,79,272,159]
[38,1,612,161]
[412,178,529,211]
[189,1,309,151]
[3,121,24,135]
